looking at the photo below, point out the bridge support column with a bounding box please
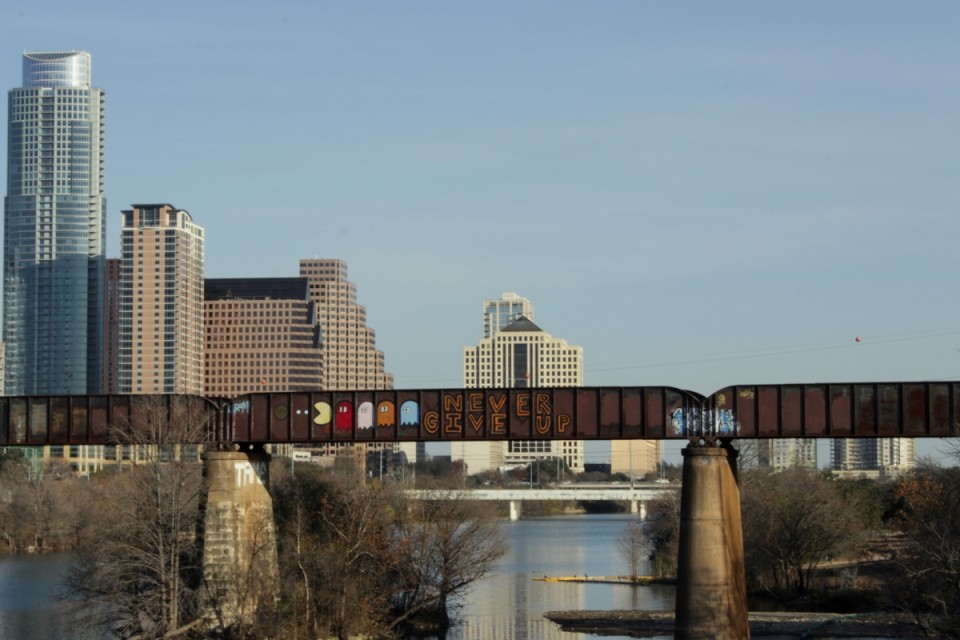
[508,500,522,521]
[674,442,748,640]
[201,449,280,631]
[631,500,646,520]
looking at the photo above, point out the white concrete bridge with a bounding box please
[408,484,678,520]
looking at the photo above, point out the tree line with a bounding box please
[643,448,960,637]
[0,442,505,640]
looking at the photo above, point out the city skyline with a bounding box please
[2,4,959,466]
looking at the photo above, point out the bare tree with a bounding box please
[888,466,960,637]
[0,456,82,553]
[617,520,649,581]
[391,490,507,634]
[272,464,399,640]
[741,467,865,595]
[65,396,211,639]
[645,489,682,577]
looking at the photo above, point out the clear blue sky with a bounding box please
[3,2,959,464]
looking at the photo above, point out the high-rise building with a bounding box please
[4,51,106,395]
[462,315,585,474]
[203,278,323,397]
[299,258,393,390]
[831,438,915,477]
[483,292,534,339]
[118,204,204,394]
[298,259,419,465]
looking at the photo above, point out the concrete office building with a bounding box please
[203,278,323,397]
[118,204,204,394]
[4,51,106,395]
[462,315,585,474]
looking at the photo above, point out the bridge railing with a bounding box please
[1,382,958,446]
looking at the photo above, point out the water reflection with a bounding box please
[0,553,95,640]
[449,514,674,640]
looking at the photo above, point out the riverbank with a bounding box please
[545,610,927,638]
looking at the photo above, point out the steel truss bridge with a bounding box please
[1,381,958,446]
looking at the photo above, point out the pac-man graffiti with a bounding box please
[314,402,332,425]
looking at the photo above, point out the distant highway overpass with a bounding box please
[407,484,677,520]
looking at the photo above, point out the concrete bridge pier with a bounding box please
[201,447,280,630]
[629,499,646,520]
[674,442,749,640]
[508,499,522,521]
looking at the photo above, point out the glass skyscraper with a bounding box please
[4,51,105,394]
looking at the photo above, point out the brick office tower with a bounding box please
[118,204,204,394]
[203,277,323,398]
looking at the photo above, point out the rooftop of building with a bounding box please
[501,316,544,333]
[204,278,311,301]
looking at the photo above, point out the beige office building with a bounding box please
[118,204,204,394]
[203,278,323,397]
[300,259,392,391]
[610,439,661,479]
[462,315,585,474]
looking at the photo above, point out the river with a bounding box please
[453,513,674,640]
[0,514,670,640]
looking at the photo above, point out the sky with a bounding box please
[2,2,959,465]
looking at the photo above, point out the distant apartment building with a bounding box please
[831,438,915,477]
[462,314,585,474]
[755,439,817,471]
[118,204,204,394]
[203,278,322,397]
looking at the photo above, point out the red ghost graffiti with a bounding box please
[335,401,354,431]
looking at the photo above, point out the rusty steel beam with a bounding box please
[0,394,226,446]
[0,383,958,446]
